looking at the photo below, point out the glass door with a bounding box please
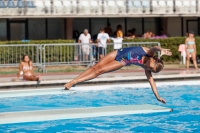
[187,20,198,36]
[10,23,25,40]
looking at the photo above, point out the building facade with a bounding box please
[0,0,199,40]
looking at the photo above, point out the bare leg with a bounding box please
[192,51,198,69]
[71,51,118,81]
[64,61,123,89]
[64,51,123,89]
[83,54,85,61]
[24,75,41,81]
[186,51,190,69]
[84,54,88,61]
[100,54,104,59]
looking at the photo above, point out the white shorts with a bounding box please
[82,46,90,55]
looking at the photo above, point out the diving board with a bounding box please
[0,104,173,124]
[0,88,75,99]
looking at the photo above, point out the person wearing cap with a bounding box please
[185,31,199,70]
[78,29,92,62]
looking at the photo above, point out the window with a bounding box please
[127,18,142,36]
[47,19,65,39]
[0,19,7,40]
[28,19,46,40]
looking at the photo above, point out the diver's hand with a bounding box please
[160,48,172,57]
[157,97,166,104]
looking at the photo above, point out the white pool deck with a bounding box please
[0,69,200,89]
[0,104,172,125]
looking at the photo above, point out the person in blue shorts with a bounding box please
[64,46,172,104]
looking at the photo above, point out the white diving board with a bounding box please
[0,104,173,124]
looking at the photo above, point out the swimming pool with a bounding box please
[0,81,200,133]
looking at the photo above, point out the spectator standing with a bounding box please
[111,37,123,50]
[97,29,110,59]
[116,25,123,38]
[185,31,198,70]
[78,29,92,62]
[73,30,80,42]
[111,25,123,50]
[104,23,113,36]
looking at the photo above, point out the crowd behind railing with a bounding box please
[74,22,198,70]
[73,23,170,61]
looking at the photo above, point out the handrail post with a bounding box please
[43,44,46,73]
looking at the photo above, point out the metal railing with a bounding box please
[41,42,161,72]
[0,42,161,72]
[42,43,93,68]
[0,44,41,68]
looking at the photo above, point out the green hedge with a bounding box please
[0,37,199,64]
[0,39,75,45]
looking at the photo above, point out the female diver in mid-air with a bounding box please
[64,46,172,104]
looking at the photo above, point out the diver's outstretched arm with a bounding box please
[147,46,172,57]
[145,70,166,104]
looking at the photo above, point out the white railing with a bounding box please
[0,0,199,17]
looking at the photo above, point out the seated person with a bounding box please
[14,55,41,81]
[143,31,151,38]
[124,30,135,39]
[149,32,155,38]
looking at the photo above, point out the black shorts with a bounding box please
[98,47,106,55]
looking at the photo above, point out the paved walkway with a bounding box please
[0,68,197,82]
[0,67,200,89]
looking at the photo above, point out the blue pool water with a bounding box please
[0,85,200,133]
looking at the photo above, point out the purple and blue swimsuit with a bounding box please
[115,46,150,66]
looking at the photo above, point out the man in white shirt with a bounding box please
[78,29,92,61]
[97,29,110,59]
